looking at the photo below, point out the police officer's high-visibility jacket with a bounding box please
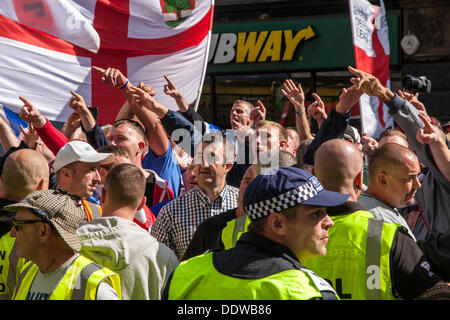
[165,232,339,300]
[302,208,401,300]
[13,255,121,300]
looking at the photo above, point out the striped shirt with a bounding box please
[151,184,239,259]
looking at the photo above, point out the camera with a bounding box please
[402,75,432,93]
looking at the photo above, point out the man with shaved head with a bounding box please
[313,139,364,194]
[358,143,420,240]
[0,149,49,300]
[302,138,450,300]
[2,149,50,201]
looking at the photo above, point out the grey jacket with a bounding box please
[358,193,416,240]
[77,217,179,300]
[385,94,450,241]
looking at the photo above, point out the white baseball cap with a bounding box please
[52,140,114,173]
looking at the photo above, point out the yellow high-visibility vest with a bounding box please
[303,210,400,300]
[13,255,121,300]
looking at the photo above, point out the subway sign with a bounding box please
[209,26,316,64]
[207,15,398,74]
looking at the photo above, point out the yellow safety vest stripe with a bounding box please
[221,216,251,249]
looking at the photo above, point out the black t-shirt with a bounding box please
[391,228,441,299]
[181,208,237,261]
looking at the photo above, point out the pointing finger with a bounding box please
[92,66,106,73]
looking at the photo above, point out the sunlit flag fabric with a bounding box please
[0,0,214,125]
[349,0,393,139]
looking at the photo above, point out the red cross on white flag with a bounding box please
[0,0,214,125]
[349,0,393,138]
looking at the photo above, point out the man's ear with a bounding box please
[279,140,288,150]
[37,178,48,191]
[267,212,286,237]
[354,170,363,191]
[224,162,234,173]
[39,223,53,243]
[60,167,72,179]
[137,141,146,155]
[377,172,388,188]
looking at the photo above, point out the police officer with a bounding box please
[163,166,349,300]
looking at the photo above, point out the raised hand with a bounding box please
[230,117,255,144]
[308,93,327,123]
[347,66,394,101]
[92,66,128,89]
[361,132,379,155]
[281,79,305,110]
[163,75,189,112]
[20,124,39,149]
[250,100,266,125]
[127,85,156,112]
[69,91,89,114]
[138,81,156,96]
[335,85,364,115]
[416,112,444,145]
[18,96,46,128]
[163,75,181,98]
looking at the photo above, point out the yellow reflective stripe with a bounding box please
[12,262,38,300]
[49,257,86,300]
[221,220,235,250]
[365,218,383,300]
[222,216,252,250]
[231,216,247,247]
[84,269,122,300]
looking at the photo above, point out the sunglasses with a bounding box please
[12,218,46,231]
[12,208,53,231]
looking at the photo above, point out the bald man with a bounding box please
[0,149,49,300]
[302,138,450,300]
[358,143,420,240]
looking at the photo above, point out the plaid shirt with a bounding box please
[151,184,239,259]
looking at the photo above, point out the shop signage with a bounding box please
[207,15,398,73]
[209,25,316,64]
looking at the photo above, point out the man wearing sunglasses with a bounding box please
[4,189,121,300]
[0,149,49,300]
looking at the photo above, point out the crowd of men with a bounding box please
[0,64,449,300]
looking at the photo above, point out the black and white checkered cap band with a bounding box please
[245,181,319,220]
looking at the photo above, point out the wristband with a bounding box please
[295,109,305,115]
[119,79,129,89]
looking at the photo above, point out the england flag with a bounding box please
[349,0,393,138]
[0,0,214,125]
